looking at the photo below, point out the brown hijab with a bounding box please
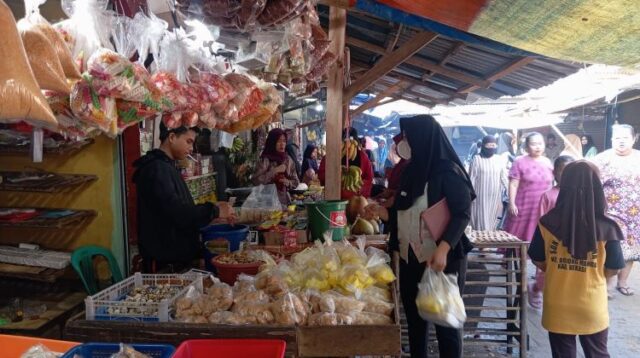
[540,160,624,259]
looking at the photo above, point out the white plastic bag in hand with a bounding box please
[415,268,466,328]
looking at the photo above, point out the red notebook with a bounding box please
[420,198,451,241]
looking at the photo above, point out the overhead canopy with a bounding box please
[318,3,582,110]
[360,0,640,66]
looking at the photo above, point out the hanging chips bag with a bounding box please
[0,0,56,130]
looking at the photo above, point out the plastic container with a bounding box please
[85,270,204,322]
[200,224,249,271]
[306,200,348,241]
[62,343,174,358]
[1,334,79,358]
[173,339,286,358]
[210,250,283,285]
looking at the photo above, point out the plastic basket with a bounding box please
[173,339,286,358]
[61,343,174,358]
[1,334,79,358]
[85,270,206,322]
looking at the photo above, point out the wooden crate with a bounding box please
[296,281,401,357]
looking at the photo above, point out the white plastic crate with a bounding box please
[85,270,206,322]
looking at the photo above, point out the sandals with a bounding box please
[617,286,635,296]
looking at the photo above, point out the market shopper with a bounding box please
[253,128,300,205]
[318,127,374,199]
[528,155,574,309]
[376,138,389,175]
[497,132,516,163]
[528,160,625,358]
[544,133,563,162]
[468,135,508,231]
[365,115,475,358]
[505,132,554,242]
[133,124,236,273]
[593,124,640,297]
[582,134,598,158]
[374,134,408,209]
[285,129,302,179]
[300,144,319,184]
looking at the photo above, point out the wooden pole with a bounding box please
[325,6,347,200]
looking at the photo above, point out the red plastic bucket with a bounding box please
[173,339,286,358]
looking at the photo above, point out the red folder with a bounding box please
[420,198,451,241]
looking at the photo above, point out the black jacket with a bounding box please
[133,149,218,263]
[389,160,474,265]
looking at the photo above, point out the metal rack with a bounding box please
[463,231,530,357]
[0,171,97,193]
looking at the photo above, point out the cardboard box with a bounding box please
[263,229,308,246]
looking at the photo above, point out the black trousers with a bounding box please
[548,328,610,358]
[400,249,467,358]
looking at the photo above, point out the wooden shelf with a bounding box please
[0,263,67,283]
[0,208,96,229]
[0,138,94,156]
[0,171,97,193]
[184,172,216,182]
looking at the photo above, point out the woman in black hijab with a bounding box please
[365,115,475,358]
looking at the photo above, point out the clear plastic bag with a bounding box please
[17,20,70,93]
[308,312,353,326]
[24,0,81,79]
[110,344,150,358]
[270,292,308,325]
[365,247,396,286]
[416,268,466,328]
[238,184,283,222]
[0,1,57,130]
[54,0,115,70]
[20,343,60,358]
[129,10,168,66]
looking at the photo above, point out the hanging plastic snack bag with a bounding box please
[129,10,167,67]
[17,20,70,93]
[0,1,57,130]
[23,0,81,79]
[110,14,136,60]
[307,51,337,81]
[415,268,466,328]
[54,0,115,70]
[224,73,265,121]
[116,100,158,133]
[88,49,165,109]
[70,79,117,137]
[257,0,304,28]
[194,72,237,112]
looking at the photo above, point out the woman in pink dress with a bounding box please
[506,132,554,242]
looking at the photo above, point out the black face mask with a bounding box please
[480,147,497,158]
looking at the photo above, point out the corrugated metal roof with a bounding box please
[319,6,583,107]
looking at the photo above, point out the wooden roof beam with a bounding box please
[385,24,404,53]
[371,81,445,105]
[458,56,536,94]
[351,81,406,116]
[439,42,465,66]
[343,31,438,104]
[346,36,491,88]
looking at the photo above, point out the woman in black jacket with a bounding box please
[366,115,475,358]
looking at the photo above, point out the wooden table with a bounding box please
[65,281,401,357]
[0,291,85,338]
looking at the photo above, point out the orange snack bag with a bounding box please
[0,0,56,130]
[17,19,70,93]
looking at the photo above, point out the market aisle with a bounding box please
[526,263,640,357]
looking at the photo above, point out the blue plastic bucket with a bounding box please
[200,224,249,271]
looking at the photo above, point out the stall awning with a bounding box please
[356,0,640,66]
